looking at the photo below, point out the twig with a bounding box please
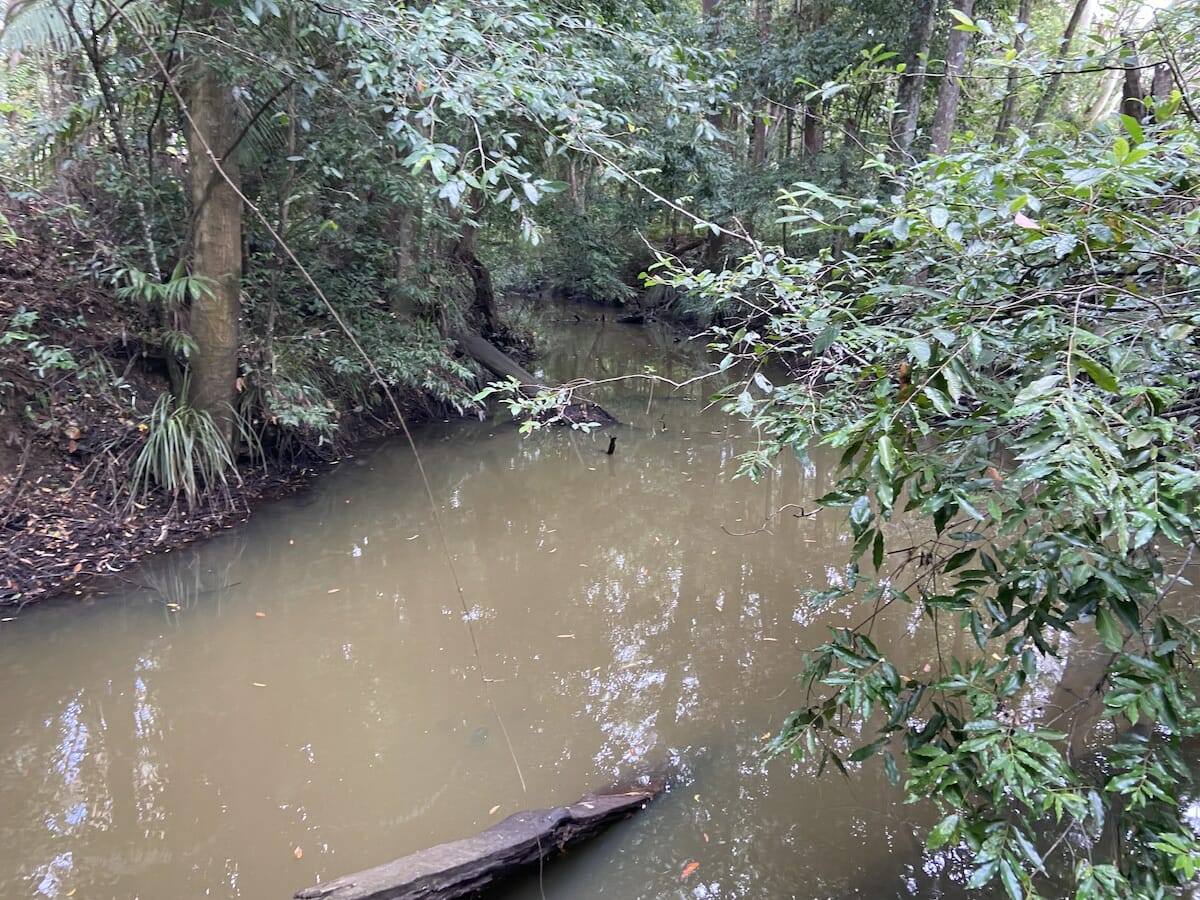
[721,504,815,536]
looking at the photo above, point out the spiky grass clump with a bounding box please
[129,392,238,511]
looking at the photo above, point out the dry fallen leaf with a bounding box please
[256,612,267,618]
[328,588,340,594]
[703,833,709,842]
[488,805,500,815]
[294,846,303,859]
[681,861,700,880]
[252,682,267,688]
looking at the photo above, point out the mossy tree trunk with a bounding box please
[184,8,243,448]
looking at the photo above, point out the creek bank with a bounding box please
[0,205,532,610]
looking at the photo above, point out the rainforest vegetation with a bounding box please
[1,0,1199,896]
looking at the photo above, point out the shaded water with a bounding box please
[0,312,1109,898]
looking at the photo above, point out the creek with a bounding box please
[0,308,1111,898]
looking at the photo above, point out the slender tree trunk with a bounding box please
[185,14,243,447]
[63,3,161,282]
[749,0,771,168]
[1084,69,1123,124]
[889,0,938,161]
[929,0,976,156]
[389,204,424,318]
[1120,38,1146,121]
[702,0,730,142]
[994,0,1033,142]
[1150,63,1172,103]
[267,17,298,378]
[1030,0,1090,130]
[802,104,824,155]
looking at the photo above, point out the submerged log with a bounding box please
[293,783,662,900]
[453,331,542,395]
[454,331,619,427]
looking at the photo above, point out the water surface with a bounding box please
[0,313,1104,898]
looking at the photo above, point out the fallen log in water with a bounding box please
[293,783,662,900]
[453,331,619,427]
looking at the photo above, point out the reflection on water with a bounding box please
[0,313,1098,898]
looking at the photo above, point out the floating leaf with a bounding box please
[489,805,501,815]
[294,846,303,859]
[681,861,700,880]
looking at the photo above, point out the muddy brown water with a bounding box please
[0,313,1111,898]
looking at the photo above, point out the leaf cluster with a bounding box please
[669,113,1200,897]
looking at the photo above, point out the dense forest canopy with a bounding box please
[2,0,1199,896]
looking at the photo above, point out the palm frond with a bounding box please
[2,0,162,53]
[2,0,77,52]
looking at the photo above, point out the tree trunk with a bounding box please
[1030,0,1090,130]
[801,103,824,155]
[994,0,1033,142]
[1120,38,1146,121]
[389,204,424,318]
[749,0,771,168]
[185,20,243,448]
[1150,62,1172,104]
[889,0,938,162]
[929,0,976,156]
[454,217,501,339]
[63,2,161,283]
